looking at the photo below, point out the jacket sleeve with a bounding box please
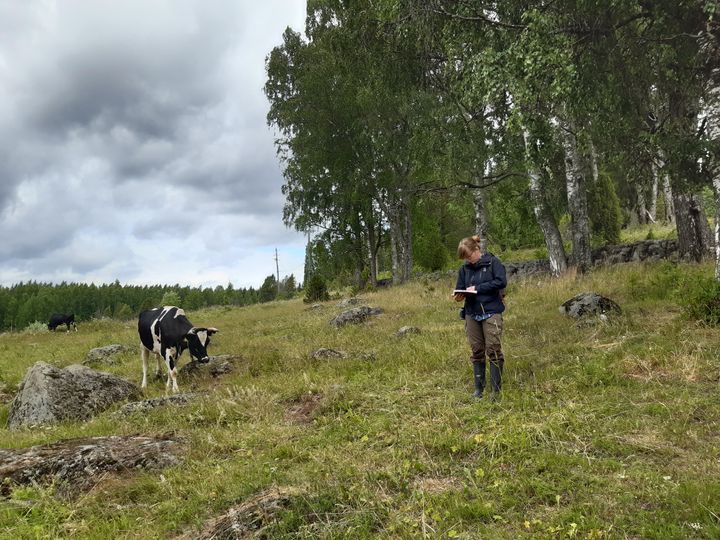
[455,267,465,290]
[475,257,507,293]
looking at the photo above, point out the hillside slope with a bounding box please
[1,261,719,539]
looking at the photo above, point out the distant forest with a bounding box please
[0,274,297,332]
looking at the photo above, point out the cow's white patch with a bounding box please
[196,330,208,346]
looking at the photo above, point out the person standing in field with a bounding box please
[453,235,507,401]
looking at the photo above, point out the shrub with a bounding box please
[160,291,181,306]
[683,276,720,324]
[24,321,49,334]
[304,274,330,303]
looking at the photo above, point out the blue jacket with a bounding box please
[456,253,507,317]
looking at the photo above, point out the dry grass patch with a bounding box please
[411,475,461,494]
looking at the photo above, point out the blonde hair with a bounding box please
[457,235,482,259]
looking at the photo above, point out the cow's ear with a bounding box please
[187,328,197,336]
[207,327,218,335]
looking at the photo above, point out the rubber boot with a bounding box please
[473,361,486,398]
[489,359,503,402]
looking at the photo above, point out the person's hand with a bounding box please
[453,292,465,301]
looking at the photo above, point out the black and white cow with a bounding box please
[48,313,77,332]
[138,306,218,393]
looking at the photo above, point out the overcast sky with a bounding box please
[0,1,308,289]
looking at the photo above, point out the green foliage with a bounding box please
[304,274,330,303]
[259,275,279,303]
[0,281,265,332]
[625,261,685,302]
[114,303,134,321]
[683,276,720,325]
[160,291,181,307]
[23,321,49,334]
[587,172,622,245]
[413,203,448,271]
[486,179,544,250]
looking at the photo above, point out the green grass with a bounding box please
[1,261,720,538]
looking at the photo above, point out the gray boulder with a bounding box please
[0,434,182,497]
[395,326,421,337]
[114,392,205,416]
[83,344,135,365]
[7,362,141,429]
[311,348,347,359]
[559,292,621,319]
[330,306,384,328]
[178,354,242,378]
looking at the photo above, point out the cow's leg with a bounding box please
[164,352,180,393]
[155,355,163,380]
[141,348,150,389]
[169,367,179,393]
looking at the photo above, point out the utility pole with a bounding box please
[274,248,280,294]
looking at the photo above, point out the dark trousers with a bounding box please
[465,314,504,392]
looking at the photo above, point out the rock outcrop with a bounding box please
[174,487,302,540]
[559,292,622,319]
[330,306,384,328]
[0,434,183,497]
[83,344,135,365]
[7,362,141,429]
[395,326,421,337]
[177,355,243,378]
[113,393,205,416]
[311,348,347,359]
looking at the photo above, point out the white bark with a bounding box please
[649,168,658,223]
[714,176,720,280]
[663,173,675,223]
[473,182,489,253]
[523,128,568,276]
[636,183,647,225]
[557,114,592,272]
[656,149,675,223]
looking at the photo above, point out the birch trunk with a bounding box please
[366,223,377,286]
[401,200,413,281]
[382,194,412,284]
[663,174,675,223]
[636,184,647,225]
[557,115,592,272]
[473,182,489,253]
[656,149,675,223]
[523,128,567,276]
[673,192,712,262]
[649,169,658,223]
[714,177,720,279]
[389,218,400,284]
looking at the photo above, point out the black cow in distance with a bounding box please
[48,313,77,332]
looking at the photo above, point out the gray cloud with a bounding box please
[0,1,307,288]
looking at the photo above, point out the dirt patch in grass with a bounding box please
[412,476,461,494]
[285,392,323,424]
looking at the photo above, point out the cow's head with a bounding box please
[185,327,218,363]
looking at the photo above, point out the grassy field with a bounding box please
[1,259,720,539]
